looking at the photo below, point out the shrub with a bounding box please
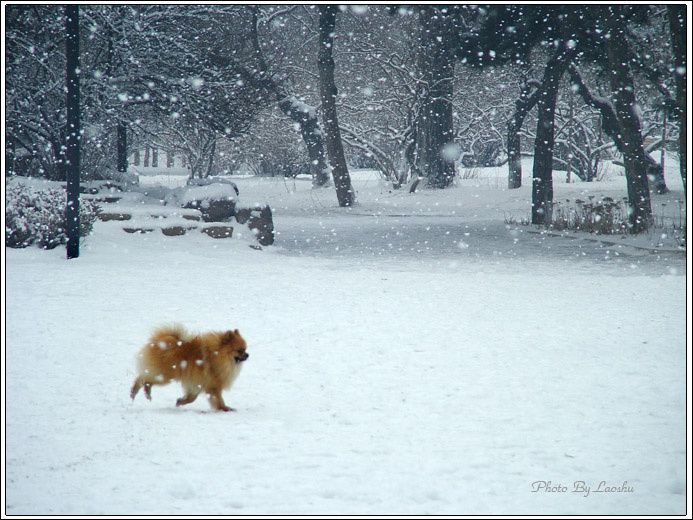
[550,197,630,235]
[5,182,101,249]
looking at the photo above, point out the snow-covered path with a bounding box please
[4,171,688,515]
[275,208,685,275]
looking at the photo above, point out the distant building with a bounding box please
[130,147,181,169]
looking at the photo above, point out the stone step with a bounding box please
[99,213,132,222]
[93,193,272,246]
[122,224,235,240]
[98,212,202,222]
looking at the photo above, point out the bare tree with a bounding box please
[505,76,542,188]
[413,6,457,189]
[601,6,653,232]
[531,44,577,225]
[668,5,687,199]
[317,5,355,207]
[329,7,419,188]
[249,6,331,187]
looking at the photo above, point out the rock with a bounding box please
[99,213,131,221]
[235,205,274,246]
[190,198,236,222]
[201,226,234,239]
[123,227,154,234]
[162,226,195,237]
[165,183,238,222]
[233,207,252,225]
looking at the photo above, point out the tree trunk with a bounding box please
[668,4,687,200]
[248,8,330,188]
[298,110,331,187]
[317,5,355,207]
[508,81,542,189]
[604,7,652,233]
[117,121,127,173]
[205,138,216,177]
[6,137,15,176]
[568,64,665,193]
[275,83,331,187]
[416,7,456,189]
[531,47,575,226]
[660,110,666,175]
[65,5,80,259]
[567,90,574,183]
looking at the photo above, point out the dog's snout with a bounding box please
[236,352,249,362]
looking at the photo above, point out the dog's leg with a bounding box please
[131,377,154,401]
[208,389,235,412]
[130,378,142,400]
[176,391,200,407]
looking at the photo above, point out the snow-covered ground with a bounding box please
[4,159,689,515]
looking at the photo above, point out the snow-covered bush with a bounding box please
[5,183,101,249]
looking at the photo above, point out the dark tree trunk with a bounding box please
[507,120,523,190]
[248,8,330,188]
[416,7,456,189]
[6,137,15,176]
[205,139,216,177]
[568,64,666,193]
[65,5,80,259]
[317,5,355,207]
[107,22,130,176]
[275,83,331,188]
[668,4,687,200]
[508,81,542,189]
[604,7,652,233]
[117,121,127,173]
[531,47,575,226]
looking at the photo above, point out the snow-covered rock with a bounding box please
[165,183,239,222]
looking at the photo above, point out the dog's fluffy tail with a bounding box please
[151,323,194,342]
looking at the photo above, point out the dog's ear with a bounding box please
[234,328,240,336]
[222,330,235,344]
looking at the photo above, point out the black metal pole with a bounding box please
[65,5,80,259]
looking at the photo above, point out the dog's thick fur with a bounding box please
[130,324,248,411]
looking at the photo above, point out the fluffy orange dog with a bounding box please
[130,324,248,411]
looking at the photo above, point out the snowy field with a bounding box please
[4,159,689,515]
